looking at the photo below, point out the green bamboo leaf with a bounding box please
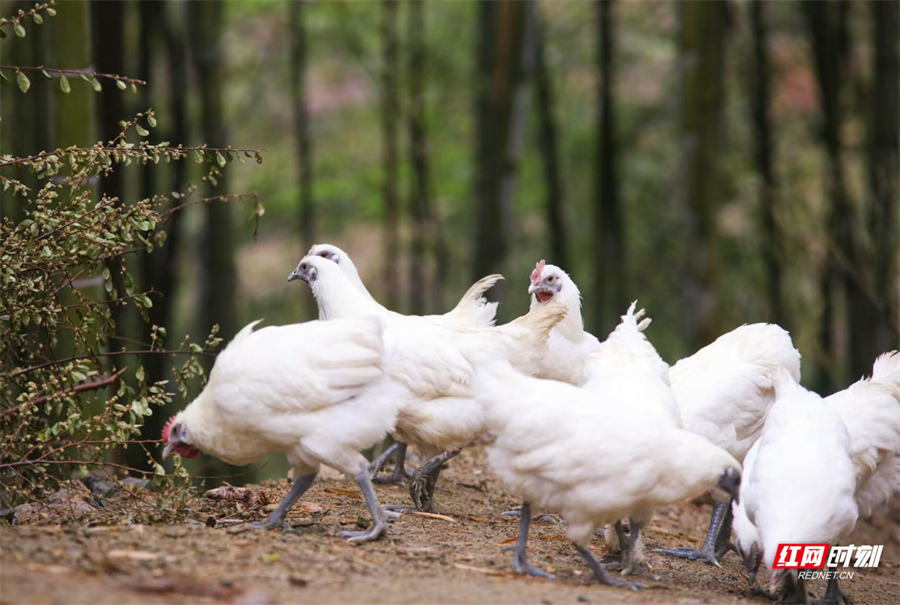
[147,114,157,128]
[135,124,149,137]
[215,151,226,167]
[80,73,90,82]
[33,13,43,24]
[13,23,25,37]
[194,150,204,164]
[46,7,57,16]
[116,79,126,90]
[130,83,137,93]
[17,70,30,93]
[59,74,70,93]
[41,69,52,79]
[90,77,101,92]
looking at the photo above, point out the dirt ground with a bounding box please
[2,445,898,605]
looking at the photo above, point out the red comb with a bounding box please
[531,260,546,285]
[162,416,175,443]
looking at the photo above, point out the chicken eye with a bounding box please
[547,276,555,283]
[319,252,328,258]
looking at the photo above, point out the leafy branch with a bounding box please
[0,65,146,94]
[0,2,56,39]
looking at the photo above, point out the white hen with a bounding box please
[161,316,400,542]
[303,243,503,328]
[583,303,682,576]
[291,254,566,511]
[479,361,741,590]
[298,244,503,483]
[736,369,859,603]
[526,259,801,565]
[733,351,900,600]
[527,260,600,385]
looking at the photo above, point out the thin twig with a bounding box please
[5,348,212,379]
[0,146,262,169]
[0,65,146,86]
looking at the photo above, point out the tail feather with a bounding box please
[445,274,504,327]
[871,351,900,389]
[229,319,264,348]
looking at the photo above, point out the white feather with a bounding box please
[480,363,740,548]
[669,324,801,462]
[176,316,399,476]
[741,370,859,587]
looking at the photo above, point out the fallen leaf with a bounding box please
[323,487,362,500]
[106,549,161,561]
[405,511,457,523]
[453,563,516,577]
[298,501,324,513]
[468,516,494,523]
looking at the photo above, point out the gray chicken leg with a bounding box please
[503,501,554,579]
[369,442,410,484]
[657,500,733,566]
[574,543,644,590]
[340,464,391,543]
[250,471,317,530]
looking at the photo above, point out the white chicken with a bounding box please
[733,370,859,603]
[582,303,682,576]
[305,243,503,328]
[298,243,503,483]
[527,260,600,386]
[527,259,801,565]
[290,254,566,512]
[733,351,900,603]
[161,316,400,543]
[478,360,741,590]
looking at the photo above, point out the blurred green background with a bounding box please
[2,0,897,480]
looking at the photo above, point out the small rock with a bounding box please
[288,574,308,587]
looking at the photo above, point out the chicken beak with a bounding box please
[162,442,175,460]
[287,269,302,282]
[528,283,540,294]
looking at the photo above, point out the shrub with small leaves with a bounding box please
[0,6,263,509]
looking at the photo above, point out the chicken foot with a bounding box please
[340,464,391,543]
[604,520,661,580]
[250,471,317,530]
[816,575,848,605]
[409,449,460,511]
[657,500,733,566]
[502,501,554,579]
[574,543,644,590]
[778,572,808,604]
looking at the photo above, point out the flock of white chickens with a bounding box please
[161,243,900,603]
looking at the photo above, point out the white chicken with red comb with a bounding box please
[161,316,402,542]
[525,259,801,568]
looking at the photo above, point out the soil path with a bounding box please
[2,446,898,605]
